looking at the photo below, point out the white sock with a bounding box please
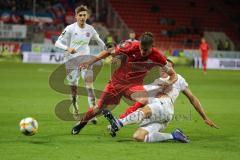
[144,132,173,142]
[119,110,144,126]
[86,86,96,107]
[88,96,95,107]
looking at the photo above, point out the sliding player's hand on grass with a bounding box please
[204,117,219,129]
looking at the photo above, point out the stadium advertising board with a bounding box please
[0,24,27,39]
[194,58,240,70]
[22,52,65,64]
[0,42,20,55]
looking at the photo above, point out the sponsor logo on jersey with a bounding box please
[72,40,88,46]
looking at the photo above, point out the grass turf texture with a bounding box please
[0,61,240,160]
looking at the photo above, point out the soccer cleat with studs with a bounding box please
[102,109,122,137]
[71,121,88,135]
[171,128,189,143]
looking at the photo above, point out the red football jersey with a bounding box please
[111,41,167,85]
[200,42,209,53]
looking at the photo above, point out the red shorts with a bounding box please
[97,81,145,109]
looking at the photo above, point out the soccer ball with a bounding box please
[19,117,38,136]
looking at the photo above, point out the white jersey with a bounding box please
[55,22,105,60]
[144,74,188,103]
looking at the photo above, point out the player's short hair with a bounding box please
[167,58,174,68]
[75,5,89,14]
[140,32,154,48]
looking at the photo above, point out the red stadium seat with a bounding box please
[109,0,240,49]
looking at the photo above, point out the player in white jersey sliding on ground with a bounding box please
[106,60,218,142]
[55,5,106,123]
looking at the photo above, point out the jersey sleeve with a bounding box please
[91,28,106,50]
[179,75,188,91]
[150,48,167,66]
[55,26,71,50]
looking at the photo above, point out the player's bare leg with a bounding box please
[83,69,97,124]
[86,85,98,124]
[70,85,79,117]
[202,59,207,75]
[66,68,80,118]
[133,128,149,142]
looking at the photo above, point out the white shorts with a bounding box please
[65,55,93,86]
[139,97,174,134]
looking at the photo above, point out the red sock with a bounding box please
[120,102,144,119]
[81,108,95,123]
[202,59,207,73]
[203,64,206,72]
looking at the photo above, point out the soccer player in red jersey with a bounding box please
[199,38,209,74]
[71,32,178,135]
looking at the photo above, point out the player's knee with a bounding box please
[133,133,145,142]
[133,129,148,142]
[84,76,93,84]
[83,71,94,82]
[139,106,152,118]
[85,81,94,89]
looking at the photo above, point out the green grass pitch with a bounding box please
[0,61,240,160]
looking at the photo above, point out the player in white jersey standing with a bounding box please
[106,60,218,142]
[55,5,106,123]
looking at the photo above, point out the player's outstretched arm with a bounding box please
[92,33,106,50]
[182,87,219,129]
[79,50,111,69]
[162,64,178,85]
